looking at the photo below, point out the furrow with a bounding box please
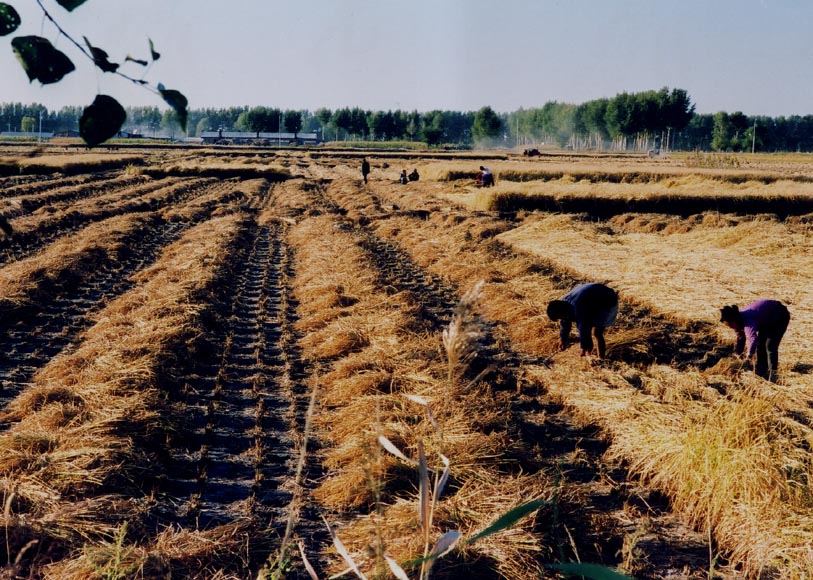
[156,223,300,571]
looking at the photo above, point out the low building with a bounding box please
[200,130,320,145]
[0,131,55,139]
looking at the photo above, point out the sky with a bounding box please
[1,0,811,117]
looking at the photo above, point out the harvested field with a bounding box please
[2,146,812,579]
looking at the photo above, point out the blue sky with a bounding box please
[1,0,811,116]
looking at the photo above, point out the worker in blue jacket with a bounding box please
[547,283,618,359]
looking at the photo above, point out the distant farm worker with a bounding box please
[547,282,618,359]
[720,300,790,381]
[399,169,408,184]
[479,166,494,187]
[361,158,371,184]
[409,168,420,182]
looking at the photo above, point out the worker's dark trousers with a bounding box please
[755,306,791,381]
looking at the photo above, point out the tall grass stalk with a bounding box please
[263,371,319,579]
[441,280,485,392]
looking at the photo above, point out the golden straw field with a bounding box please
[1,144,813,579]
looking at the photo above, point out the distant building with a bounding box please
[200,130,320,145]
[0,131,55,139]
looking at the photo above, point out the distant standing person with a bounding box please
[720,300,790,381]
[547,282,618,359]
[361,158,371,184]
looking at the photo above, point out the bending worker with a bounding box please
[547,282,618,359]
[720,300,790,381]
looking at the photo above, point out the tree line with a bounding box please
[3,87,813,152]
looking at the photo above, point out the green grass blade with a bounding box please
[466,498,547,545]
[551,562,635,580]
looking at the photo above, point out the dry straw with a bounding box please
[0,213,248,574]
[286,191,548,580]
[322,156,813,577]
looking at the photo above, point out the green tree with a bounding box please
[332,107,352,140]
[284,109,302,138]
[421,110,445,146]
[315,107,332,140]
[20,115,35,132]
[195,116,210,137]
[472,105,502,141]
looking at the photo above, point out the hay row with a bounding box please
[0,172,139,203]
[0,175,148,221]
[0,153,145,177]
[7,177,213,246]
[283,176,549,580]
[140,161,291,181]
[325,173,813,577]
[482,190,813,218]
[0,212,160,326]
[0,213,249,577]
[430,162,811,185]
[159,177,266,222]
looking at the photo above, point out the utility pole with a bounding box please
[38,109,42,142]
[751,119,757,154]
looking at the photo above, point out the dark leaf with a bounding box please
[0,3,21,36]
[551,563,635,580]
[79,95,126,147]
[125,55,149,66]
[466,499,548,545]
[11,36,75,84]
[84,36,119,73]
[55,0,87,11]
[158,84,188,132]
[148,38,160,61]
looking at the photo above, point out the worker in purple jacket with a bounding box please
[720,299,790,381]
[547,283,618,359]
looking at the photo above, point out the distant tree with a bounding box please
[472,106,502,141]
[284,109,302,139]
[332,108,352,140]
[406,110,421,141]
[234,110,250,132]
[675,113,713,150]
[349,107,368,139]
[195,116,210,137]
[313,107,331,140]
[20,115,35,132]
[160,108,180,136]
[421,110,445,146]
[300,110,321,132]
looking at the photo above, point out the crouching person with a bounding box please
[720,300,790,381]
[547,282,618,359]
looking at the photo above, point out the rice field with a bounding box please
[1,145,811,579]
